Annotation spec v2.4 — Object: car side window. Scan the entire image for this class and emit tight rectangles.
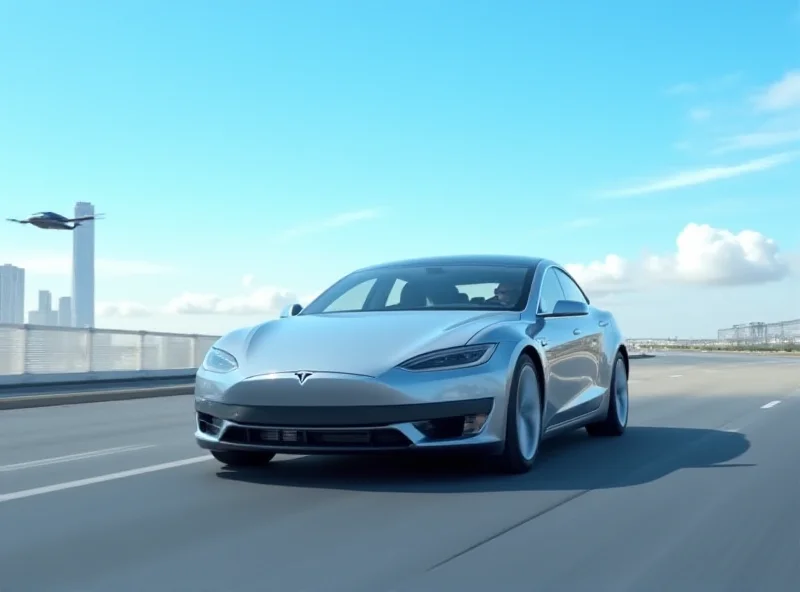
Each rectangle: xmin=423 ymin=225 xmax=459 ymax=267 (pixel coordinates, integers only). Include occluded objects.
xmin=554 ymin=269 xmax=588 ymax=304
xmin=384 ymin=279 xmax=407 ymax=307
xmin=537 ymin=268 xmax=566 ymax=314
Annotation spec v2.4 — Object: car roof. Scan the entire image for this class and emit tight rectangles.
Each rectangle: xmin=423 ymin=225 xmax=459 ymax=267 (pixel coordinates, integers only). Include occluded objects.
xmin=355 ymin=254 xmax=549 ymax=273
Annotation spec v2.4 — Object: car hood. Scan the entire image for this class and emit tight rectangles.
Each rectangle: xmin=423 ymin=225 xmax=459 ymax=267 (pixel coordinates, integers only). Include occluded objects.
xmin=217 ymin=310 xmax=520 ymax=378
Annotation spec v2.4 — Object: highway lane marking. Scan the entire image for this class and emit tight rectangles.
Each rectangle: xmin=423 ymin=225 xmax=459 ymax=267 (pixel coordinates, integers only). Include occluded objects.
xmin=0 ymin=444 xmax=155 ymax=473
xmin=669 ymin=374 xmax=683 ymax=378
xmin=0 ymin=455 xmax=213 ymax=504
xmin=761 ymin=400 xmax=782 ymax=409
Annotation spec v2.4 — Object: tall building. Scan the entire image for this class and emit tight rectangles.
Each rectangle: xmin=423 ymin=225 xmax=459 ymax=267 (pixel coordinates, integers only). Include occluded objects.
xmin=58 ymin=296 xmax=72 ymax=327
xmin=0 ymin=264 xmax=25 ymax=324
xmin=28 ymin=289 xmax=58 ymax=325
xmin=71 ymin=201 xmax=96 ymax=328
xmin=39 ymin=289 xmax=52 ymax=313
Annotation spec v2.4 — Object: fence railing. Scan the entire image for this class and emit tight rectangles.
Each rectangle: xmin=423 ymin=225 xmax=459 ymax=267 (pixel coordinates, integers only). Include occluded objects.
xmin=717 ymin=319 xmax=800 ymax=345
xmin=0 ymin=323 xmax=221 ymax=377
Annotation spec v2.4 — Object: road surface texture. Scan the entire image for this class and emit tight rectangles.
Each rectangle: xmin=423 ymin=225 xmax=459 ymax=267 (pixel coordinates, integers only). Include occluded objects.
xmin=1 ymin=352 xmax=799 ymax=592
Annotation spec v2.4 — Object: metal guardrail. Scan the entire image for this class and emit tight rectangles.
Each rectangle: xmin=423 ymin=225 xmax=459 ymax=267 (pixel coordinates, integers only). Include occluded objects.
xmin=0 ymin=324 xmax=221 ymax=386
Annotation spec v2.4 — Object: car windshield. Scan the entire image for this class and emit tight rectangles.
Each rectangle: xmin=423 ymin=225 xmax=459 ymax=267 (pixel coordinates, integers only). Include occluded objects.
xmin=301 ymin=264 xmax=534 ymax=314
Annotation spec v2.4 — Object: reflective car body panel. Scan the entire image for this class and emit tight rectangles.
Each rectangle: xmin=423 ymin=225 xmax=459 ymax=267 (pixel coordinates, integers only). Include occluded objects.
xmin=194 ymin=255 xmax=627 ymax=456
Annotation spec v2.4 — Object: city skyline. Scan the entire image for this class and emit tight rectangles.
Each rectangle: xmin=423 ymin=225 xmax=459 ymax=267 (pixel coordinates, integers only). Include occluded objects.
xmin=27 ymin=289 xmax=72 ymax=327
xmin=0 ymin=201 xmax=95 ymax=329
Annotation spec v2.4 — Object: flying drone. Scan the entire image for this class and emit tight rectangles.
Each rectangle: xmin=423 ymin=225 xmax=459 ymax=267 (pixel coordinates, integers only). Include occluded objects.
xmin=6 ymin=211 xmax=104 ymax=231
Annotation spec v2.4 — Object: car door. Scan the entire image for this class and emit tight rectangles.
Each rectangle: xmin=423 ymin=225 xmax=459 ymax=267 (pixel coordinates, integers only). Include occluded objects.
xmin=535 ymin=267 xmax=585 ymax=428
xmin=553 ymin=268 xmax=603 ymax=413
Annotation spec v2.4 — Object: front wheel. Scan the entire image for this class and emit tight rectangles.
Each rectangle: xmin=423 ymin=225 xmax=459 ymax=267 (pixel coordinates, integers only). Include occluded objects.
xmin=586 ymin=352 xmax=628 ymax=437
xmin=211 ymin=450 xmax=276 ymax=467
xmin=494 ymin=354 xmax=543 ymax=474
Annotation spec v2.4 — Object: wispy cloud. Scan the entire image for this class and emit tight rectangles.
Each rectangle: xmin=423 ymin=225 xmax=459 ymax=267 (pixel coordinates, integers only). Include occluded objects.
xmin=274 ymin=208 xmax=383 ymax=242
xmin=3 ymin=253 xmax=171 ymax=276
xmin=598 ymin=152 xmax=797 ymax=199
xmin=753 ymin=71 xmax=800 ymax=112
xmin=565 ymin=217 xmax=601 ymax=229
xmin=666 ymin=82 xmax=697 ymax=96
xmin=714 ymin=128 xmax=800 ymax=154
xmin=665 ymin=73 xmax=743 ymax=97
xmin=689 ymin=107 xmax=711 ymax=122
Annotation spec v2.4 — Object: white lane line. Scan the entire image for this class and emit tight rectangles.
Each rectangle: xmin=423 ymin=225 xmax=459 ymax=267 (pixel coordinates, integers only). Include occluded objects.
xmin=0 ymin=444 xmax=155 ymax=473
xmin=669 ymin=374 xmax=683 ymax=378
xmin=761 ymin=400 xmax=782 ymax=409
xmin=0 ymin=455 xmax=213 ymax=504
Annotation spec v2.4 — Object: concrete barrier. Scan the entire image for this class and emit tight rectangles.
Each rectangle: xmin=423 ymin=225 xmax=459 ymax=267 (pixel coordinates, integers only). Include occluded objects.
xmin=0 ymin=368 xmax=198 ymax=387
xmin=0 ymin=376 xmax=196 ymax=410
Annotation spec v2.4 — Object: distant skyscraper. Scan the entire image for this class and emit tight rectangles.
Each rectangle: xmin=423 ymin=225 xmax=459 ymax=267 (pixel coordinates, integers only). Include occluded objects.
xmin=0 ymin=264 xmax=25 ymax=324
xmin=58 ymin=296 xmax=72 ymax=327
xmin=38 ymin=290 xmax=52 ymax=313
xmin=72 ymin=201 xmax=96 ymax=328
xmin=28 ymin=289 xmax=58 ymax=325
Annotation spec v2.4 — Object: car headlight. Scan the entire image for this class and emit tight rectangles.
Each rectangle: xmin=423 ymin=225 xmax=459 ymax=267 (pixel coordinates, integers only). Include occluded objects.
xmin=202 ymin=347 xmax=238 ymax=373
xmin=398 ymin=344 xmax=497 ymax=372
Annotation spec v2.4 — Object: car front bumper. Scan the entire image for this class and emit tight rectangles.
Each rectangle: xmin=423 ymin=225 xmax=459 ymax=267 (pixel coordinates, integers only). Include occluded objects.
xmin=194 ymin=342 xmax=516 ymax=455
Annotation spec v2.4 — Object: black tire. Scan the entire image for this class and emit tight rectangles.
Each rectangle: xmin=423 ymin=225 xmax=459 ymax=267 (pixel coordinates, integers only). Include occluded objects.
xmin=211 ymin=450 xmax=276 ymax=467
xmin=494 ymin=354 xmax=543 ymax=475
xmin=586 ymin=351 xmax=628 ymax=437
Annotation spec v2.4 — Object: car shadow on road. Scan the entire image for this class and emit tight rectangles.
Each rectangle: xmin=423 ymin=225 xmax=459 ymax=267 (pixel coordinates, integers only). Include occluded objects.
xmin=214 ymin=425 xmax=752 ymax=494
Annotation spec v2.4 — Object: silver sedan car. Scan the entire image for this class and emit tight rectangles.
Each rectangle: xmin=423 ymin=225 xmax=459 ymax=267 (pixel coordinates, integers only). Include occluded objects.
xmin=194 ymin=255 xmax=630 ymax=474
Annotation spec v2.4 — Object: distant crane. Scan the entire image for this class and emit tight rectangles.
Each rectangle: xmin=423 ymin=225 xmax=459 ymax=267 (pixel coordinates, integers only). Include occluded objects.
xmin=6 ymin=211 xmax=104 ymax=231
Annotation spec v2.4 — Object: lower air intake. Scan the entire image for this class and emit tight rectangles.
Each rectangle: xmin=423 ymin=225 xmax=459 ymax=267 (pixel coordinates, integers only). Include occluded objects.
xmin=221 ymin=426 xmax=412 ymax=449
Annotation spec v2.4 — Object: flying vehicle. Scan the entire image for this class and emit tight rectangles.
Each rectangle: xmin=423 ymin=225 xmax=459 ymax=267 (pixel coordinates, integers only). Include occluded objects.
xmin=194 ymin=254 xmax=630 ymax=474
xmin=6 ymin=211 xmax=104 ymax=230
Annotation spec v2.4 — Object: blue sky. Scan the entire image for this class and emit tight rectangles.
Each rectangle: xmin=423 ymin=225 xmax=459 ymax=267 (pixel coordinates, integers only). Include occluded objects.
xmin=1 ymin=0 xmax=798 ymax=338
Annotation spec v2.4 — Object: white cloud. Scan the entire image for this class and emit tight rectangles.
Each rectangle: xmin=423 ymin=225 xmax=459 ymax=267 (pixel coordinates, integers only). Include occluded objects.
xmin=273 ymin=209 xmax=382 ymax=242
xmin=97 ymin=301 xmax=152 ymax=318
xmin=645 ymin=223 xmax=789 ymax=286
xmin=2 ymin=253 xmax=170 ymax=277
xmin=165 ymin=286 xmax=300 ymax=316
xmin=565 ymin=255 xmax=632 ymax=298
xmin=152 ymin=223 xmax=789 ymax=321
xmin=753 ymin=71 xmax=800 ymax=112
xmin=241 ymin=274 xmax=255 ymax=288
xmin=689 ymin=107 xmax=711 ymax=122
xmin=599 ymin=152 xmax=797 ymax=198
xmin=567 ymin=223 xmax=789 ymax=297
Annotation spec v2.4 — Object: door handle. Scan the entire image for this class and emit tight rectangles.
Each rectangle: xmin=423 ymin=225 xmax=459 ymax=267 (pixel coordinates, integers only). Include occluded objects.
xmin=573 ymin=328 xmax=582 ymax=336
xmin=598 ymin=320 xmax=609 ymax=327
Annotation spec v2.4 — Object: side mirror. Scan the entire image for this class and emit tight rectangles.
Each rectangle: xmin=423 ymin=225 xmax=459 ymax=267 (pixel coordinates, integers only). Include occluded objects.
xmin=543 ymin=300 xmax=589 ymax=318
xmin=280 ymin=303 xmax=303 ymax=318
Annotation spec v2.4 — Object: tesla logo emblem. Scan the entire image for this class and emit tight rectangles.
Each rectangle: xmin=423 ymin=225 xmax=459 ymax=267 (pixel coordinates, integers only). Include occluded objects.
xmin=295 ymin=372 xmax=313 ymax=385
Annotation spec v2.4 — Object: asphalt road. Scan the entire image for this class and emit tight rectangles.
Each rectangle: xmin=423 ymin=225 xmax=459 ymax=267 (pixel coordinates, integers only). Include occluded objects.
xmin=1 ymin=352 xmax=799 ymax=592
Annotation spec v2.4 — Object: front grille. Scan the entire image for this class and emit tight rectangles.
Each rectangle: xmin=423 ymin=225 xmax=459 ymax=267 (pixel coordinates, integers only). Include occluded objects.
xmin=220 ymin=426 xmax=412 ymax=449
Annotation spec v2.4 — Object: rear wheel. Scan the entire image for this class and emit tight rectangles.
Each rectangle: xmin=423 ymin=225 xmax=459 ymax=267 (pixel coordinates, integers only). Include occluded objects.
xmin=586 ymin=351 xmax=628 ymax=437
xmin=494 ymin=354 xmax=543 ymax=474
xmin=211 ymin=450 xmax=276 ymax=467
